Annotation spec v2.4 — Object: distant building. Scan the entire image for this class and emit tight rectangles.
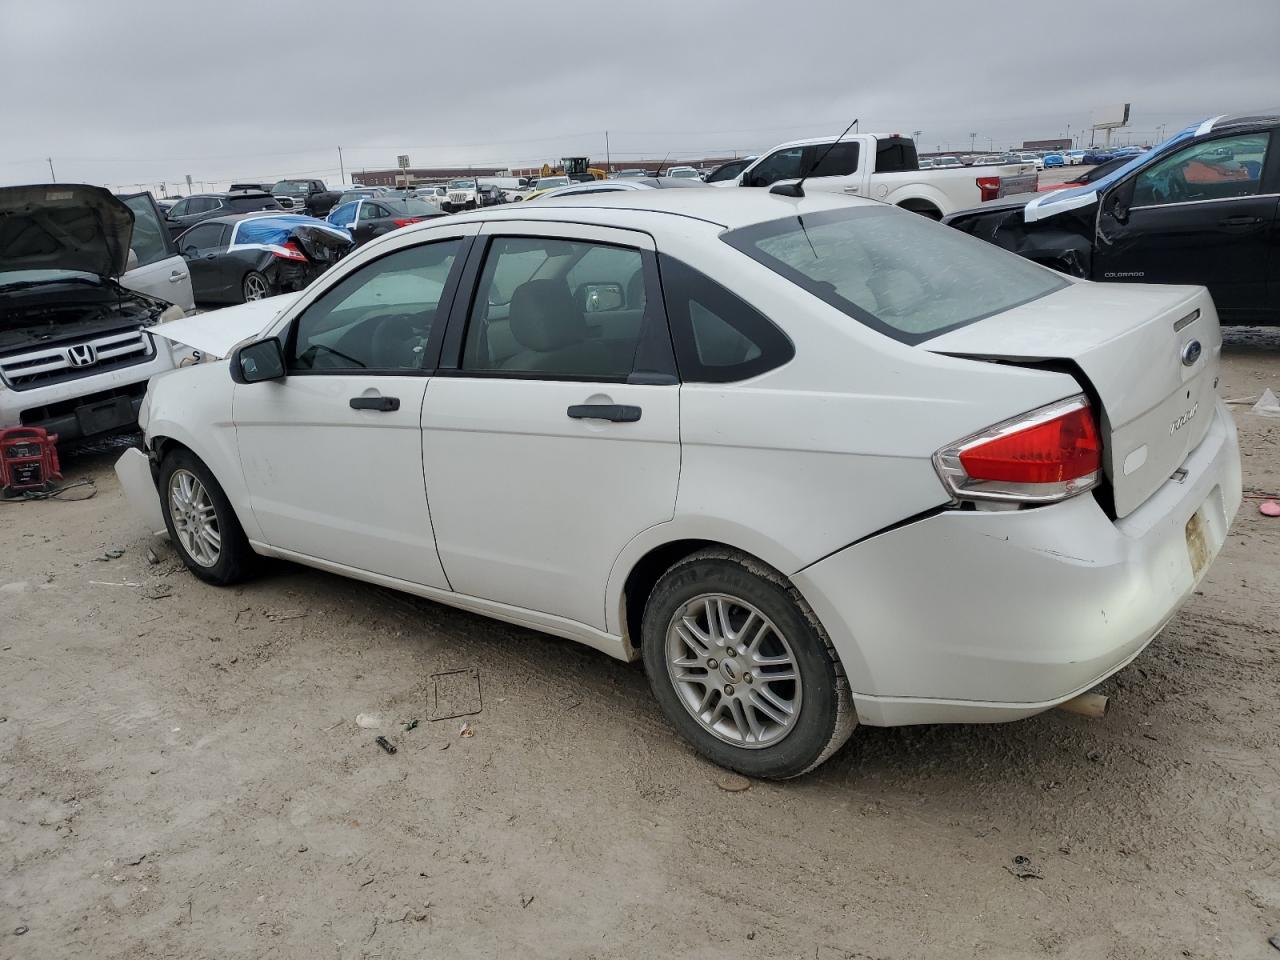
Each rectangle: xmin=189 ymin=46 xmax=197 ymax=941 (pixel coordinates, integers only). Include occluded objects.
xmin=1022 ymin=138 xmax=1073 ymax=151
xmin=354 ymin=167 xmax=508 ymax=186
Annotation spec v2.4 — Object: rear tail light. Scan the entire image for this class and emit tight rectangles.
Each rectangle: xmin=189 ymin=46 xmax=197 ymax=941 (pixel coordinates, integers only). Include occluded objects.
xmin=976 ymin=176 xmax=1001 ymax=202
xmin=933 ymin=396 xmax=1101 ymax=505
xmin=392 ymin=217 xmax=423 ymax=228
xmin=273 ymin=240 xmax=307 ymax=262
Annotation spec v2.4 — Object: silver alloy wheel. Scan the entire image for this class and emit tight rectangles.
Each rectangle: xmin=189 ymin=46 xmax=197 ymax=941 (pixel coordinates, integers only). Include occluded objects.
xmin=243 ymin=273 xmax=268 ymax=301
xmin=665 ymin=593 xmax=802 ymax=749
xmin=168 ymin=469 xmax=221 ymax=568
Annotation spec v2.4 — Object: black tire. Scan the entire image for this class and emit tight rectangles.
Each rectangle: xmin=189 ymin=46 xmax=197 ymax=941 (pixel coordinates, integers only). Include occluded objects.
xmin=158 ymin=447 xmax=256 ymax=586
xmin=640 ymin=548 xmax=855 ymax=779
xmin=242 ymin=271 xmax=270 ymax=303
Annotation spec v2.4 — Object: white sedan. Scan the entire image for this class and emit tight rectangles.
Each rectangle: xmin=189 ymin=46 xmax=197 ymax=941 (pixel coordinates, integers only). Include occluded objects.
xmin=118 ymin=189 xmax=1240 ymax=779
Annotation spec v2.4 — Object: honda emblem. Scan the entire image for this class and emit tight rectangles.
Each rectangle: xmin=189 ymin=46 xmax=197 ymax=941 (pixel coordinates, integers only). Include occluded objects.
xmin=66 ymin=343 xmax=98 ymax=367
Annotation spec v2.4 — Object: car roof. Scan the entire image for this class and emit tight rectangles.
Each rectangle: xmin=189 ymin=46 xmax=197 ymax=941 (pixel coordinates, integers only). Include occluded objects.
xmin=1208 ymin=108 xmax=1280 ymax=133
xmin=431 ymin=187 xmax=873 ymax=232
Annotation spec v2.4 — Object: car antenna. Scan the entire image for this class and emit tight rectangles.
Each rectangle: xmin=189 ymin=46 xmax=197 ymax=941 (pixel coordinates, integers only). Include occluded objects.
xmin=771 ymin=118 xmax=859 ymax=198
xmin=652 ymin=152 xmax=672 ymax=178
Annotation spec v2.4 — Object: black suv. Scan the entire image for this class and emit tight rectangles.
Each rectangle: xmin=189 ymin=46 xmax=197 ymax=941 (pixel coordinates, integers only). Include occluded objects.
xmin=945 ymin=109 xmax=1280 ymax=325
xmin=164 ymin=190 xmax=282 ymax=239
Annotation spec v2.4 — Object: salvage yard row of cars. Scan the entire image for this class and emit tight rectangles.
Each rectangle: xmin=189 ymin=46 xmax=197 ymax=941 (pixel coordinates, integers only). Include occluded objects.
xmin=3 ymin=110 xmax=1273 ymax=775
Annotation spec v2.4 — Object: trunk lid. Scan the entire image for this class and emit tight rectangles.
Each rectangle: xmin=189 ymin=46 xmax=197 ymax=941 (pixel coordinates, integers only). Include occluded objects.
xmin=0 ymin=184 xmax=134 ymax=280
xmin=925 ymin=281 xmax=1220 ymax=518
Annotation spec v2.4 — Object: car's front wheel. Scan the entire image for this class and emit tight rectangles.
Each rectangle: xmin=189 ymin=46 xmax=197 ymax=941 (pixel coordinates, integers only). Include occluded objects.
xmin=159 ymin=448 xmax=256 ymax=585
xmin=641 ymin=549 xmax=855 ymax=779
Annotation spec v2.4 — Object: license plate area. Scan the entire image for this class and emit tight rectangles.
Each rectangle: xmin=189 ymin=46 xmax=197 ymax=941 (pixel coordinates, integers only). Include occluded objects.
xmin=76 ymin=396 xmax=135 ymax=436
xmin=1185 ymin=510 xmax=1211 ymax=579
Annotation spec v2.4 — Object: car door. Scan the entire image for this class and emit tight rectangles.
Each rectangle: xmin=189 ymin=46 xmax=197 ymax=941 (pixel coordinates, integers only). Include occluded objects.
xmin=232 ymin=228 xmax=476 ymax=585
xmin=176 ymin=223 xmax=229 ymax=304
xmin=1095 ymin=130 xmax=1278 ymax=322
xmin=422 ymin=222 xmax=681 ymax=630
xmin=116 ymin=192 xmax=196 ymax=313
xmin=355 ymin=201 xmax=386 ymax=245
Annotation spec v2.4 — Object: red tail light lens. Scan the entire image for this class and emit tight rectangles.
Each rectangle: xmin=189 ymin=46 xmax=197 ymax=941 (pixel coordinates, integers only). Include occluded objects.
xmin=393 ymin=217 xmax=423 ymax=228
xmin=934 ymin=396 xmax=1101 ymax=504
xmin=273 ymin=240 xmax=307 ymax=262
xmin=976 ymin=176 xmax=1001 ymax=202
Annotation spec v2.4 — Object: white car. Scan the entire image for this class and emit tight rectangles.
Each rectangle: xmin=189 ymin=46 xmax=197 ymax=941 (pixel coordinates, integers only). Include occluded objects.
xmin=664 ymin=166 xmax=702 ymax=179
xmin=117 ymin=189 xmax=1240 ymax=779
xmin=1065 ymin=150 xmax=1087 ymax=165
xmin=714 ymin=133 xmax=1038 ymax=219
xmin=1016 ymin=152 xmax=1047 ymax=171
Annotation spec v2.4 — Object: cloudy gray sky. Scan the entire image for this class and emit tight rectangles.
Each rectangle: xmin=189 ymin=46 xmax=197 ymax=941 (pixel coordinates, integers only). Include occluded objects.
xmin=2 ymin=0 xmax=1278 ymax=192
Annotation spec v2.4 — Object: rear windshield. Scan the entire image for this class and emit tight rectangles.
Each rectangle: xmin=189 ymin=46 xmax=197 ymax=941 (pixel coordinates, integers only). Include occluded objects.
xmin=723 ymin=206 xmax=1067 ymax=345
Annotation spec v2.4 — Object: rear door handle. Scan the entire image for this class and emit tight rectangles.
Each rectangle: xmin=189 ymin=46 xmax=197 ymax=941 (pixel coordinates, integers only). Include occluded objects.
xmin=567 ymin=403 xmax=641 ymax=423
xmin=1219 ymin=215 xmax=1264 ymax=226
xmin=350 ymin=395 xmax=400 ymax=412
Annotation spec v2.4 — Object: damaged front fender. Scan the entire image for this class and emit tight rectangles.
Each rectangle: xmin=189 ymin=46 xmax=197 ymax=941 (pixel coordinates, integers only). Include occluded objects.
xmin=945 ymin=201 xmax=1095 ymax=277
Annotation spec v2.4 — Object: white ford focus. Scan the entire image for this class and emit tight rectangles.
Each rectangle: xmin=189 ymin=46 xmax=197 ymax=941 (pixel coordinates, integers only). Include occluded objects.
xmin=118 ymin=189 xmax=1241 ymax=778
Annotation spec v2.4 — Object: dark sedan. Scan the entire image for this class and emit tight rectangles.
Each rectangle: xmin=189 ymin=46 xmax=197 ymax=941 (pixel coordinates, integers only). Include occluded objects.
xmin=325 ymin=196 xmax=444 ymax=247
xmin=945 ymin=110 xmax=1280 ymax=325
xmin=164 ymin=190 xmax=282 ymax=239
xmin=175 ymin=214 xmax=353 ymax=305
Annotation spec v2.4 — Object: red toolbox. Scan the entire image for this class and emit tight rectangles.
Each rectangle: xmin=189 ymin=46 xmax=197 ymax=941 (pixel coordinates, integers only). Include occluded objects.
xmin=0 ymin=426 xmax=62 ymax=496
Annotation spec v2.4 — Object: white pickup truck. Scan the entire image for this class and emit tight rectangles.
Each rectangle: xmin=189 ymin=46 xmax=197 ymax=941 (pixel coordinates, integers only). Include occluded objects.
xmin=713 ymin=134 xmax=1038 ymax=219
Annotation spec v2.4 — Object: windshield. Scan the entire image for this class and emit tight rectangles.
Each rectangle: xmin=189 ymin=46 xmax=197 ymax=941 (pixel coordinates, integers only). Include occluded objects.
xmin=723 ymin=206 xmax=1066 ymax=346
xmin=274 ymin=181 xmax=309 ymax=195
xmin=339 ymin=192 xmax=373 ymax=204
xmin=390 ymin=199 xmax=440 ymax=216
xmin=448 ymin=180 xmax=475 ymax=189
xmin=670 ymin=169 xmax=700 ymax=178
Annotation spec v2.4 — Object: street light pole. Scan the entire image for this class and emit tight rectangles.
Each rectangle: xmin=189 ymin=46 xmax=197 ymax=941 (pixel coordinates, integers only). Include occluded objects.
xmin=338 ymin=146 xmax=345 ymax=185
xmin=47 ymin=157 xmax=56 ymax=182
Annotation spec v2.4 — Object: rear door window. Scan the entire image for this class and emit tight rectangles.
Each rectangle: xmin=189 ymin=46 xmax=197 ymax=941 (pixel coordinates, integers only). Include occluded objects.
xmin=724 ymin=206 xmax=1067 ymax=345
xmin=806 ymin=142 xmax=860 ymax=177
xmin=180 ymin=223 xmax=226 ymax=253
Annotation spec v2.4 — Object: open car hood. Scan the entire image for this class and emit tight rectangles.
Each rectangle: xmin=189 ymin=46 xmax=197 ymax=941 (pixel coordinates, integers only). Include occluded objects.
xmin=149 ymin=292 xmax=301 ymax=358
xmin=0 ymin=184 xmax=134 ymax=280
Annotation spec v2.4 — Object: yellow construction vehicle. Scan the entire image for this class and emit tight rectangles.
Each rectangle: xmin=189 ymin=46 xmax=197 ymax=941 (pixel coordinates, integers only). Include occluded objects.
xmin=560 ymin=157 xmax=606 ymax=182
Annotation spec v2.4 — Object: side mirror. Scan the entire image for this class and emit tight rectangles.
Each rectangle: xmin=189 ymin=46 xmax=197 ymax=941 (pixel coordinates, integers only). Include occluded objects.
xmin=582 ymin=282 xmax=625 ymax=313
xmin=230 ymin=338 xmax=286 ymax=384
xmin=126 ymin=249 xmax=139 ymax=273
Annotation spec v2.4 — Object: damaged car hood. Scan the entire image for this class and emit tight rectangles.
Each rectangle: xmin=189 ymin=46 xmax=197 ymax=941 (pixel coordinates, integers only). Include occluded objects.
xmin=0 ymin=184 xmax=134 ymax=281
xmin=150 ymin=292 xmax=301 ymax=358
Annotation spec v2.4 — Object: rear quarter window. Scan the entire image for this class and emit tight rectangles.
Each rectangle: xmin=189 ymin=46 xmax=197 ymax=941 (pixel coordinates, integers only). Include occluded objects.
xmin=658 ymin=255 xmax=794 ymax=382
xmin=723 ymin=206 xmax=1067 ymax=345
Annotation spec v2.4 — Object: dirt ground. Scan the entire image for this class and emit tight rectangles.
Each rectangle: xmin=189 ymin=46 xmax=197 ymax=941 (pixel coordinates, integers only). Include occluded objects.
xmin=2 ymin=330 xmax=1278 ymax=960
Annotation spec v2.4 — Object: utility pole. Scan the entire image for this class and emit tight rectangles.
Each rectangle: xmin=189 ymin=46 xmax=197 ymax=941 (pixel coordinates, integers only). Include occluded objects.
xmin=47 ymin=157 xmax=56 ymax=182
xmin=912 ymin=129 xmax=922 ymax=144
xmin=969 ymin=132 xmax=976 ymax=153
xmin=338 ymin=146 xmax=345 ymax=185
xmin=604 ymin=130 xmax=611 ymax=174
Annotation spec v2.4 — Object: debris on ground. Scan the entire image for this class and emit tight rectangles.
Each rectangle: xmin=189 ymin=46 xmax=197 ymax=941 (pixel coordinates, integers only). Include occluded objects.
xmin=14 ymin=925 xmax=29 ymax=936
xmin=375 ymin=736 xmax=397 ymax=755
xmin=1268 ymin=932 xmax=1280 ymax=951
xmin=265 ymin=610 xmax=308 ymax=622
xmin=1086 ymin=749 xmax=1103 ymax=762
xmin=403 ymin=718 xmax=419 ymax=732
xmin=145 ymin=548 xmax=159 ymax=565
xmin=142 ymin=584 xmax=172 ymax=600
xmin=459 ymin=722 xmax=474 ymax=738
xmin=1260 ymin=501 xmax=1280 ymax=518
xmin=521 ymin=894 xmax=535 ymax=909
xmin=355 ymin=713 xmax=382 ymax=729
xmin=94 ymin=547 xmax=125 ymax=561
xmin=716 ymin=773 xmax=752 ymax=792
xmin=123 ymin=853 xmax=147 ymax=866
xmin=1006 ymin=855 xmax=1043 ymax=879
xmin=1252 ymin=388 xmax=1280 ymax=418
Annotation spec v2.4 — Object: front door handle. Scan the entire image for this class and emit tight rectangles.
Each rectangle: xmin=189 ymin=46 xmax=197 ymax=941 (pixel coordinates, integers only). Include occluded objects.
xmin=168 ymin=270 xmax=184 ymax=282
xmin=1219 ymin=215 xmax=1264 ymax=227
xmin=350 ymin=395 xmax=400 ymax=412
xmin=567 ymin=403 xmax=641 ymax=423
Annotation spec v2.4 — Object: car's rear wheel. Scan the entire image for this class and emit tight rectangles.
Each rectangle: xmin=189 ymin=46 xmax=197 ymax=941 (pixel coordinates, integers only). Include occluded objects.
xmin=641 ymin=549 xmax=855 ymax=779
xmin=242 ymin=271 xmax=270 ymax=302
xmin=159 ymin=448 xmax=255 ymax=585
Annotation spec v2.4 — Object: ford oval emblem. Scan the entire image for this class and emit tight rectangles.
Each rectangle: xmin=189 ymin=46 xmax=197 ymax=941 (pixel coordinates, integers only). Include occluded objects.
xmin=1181 ymin=340 xmax=1202 ymax=367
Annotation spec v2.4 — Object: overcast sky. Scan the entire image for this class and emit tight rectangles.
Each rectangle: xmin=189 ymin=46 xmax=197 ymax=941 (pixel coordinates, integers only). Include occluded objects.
xmin=2 ymin=0 xmax=1278 ymax=193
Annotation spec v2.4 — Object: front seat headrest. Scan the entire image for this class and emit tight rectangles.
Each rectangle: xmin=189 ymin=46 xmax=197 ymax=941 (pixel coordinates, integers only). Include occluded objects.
xmin=508 ymin=279 xmax=584 ymax=352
